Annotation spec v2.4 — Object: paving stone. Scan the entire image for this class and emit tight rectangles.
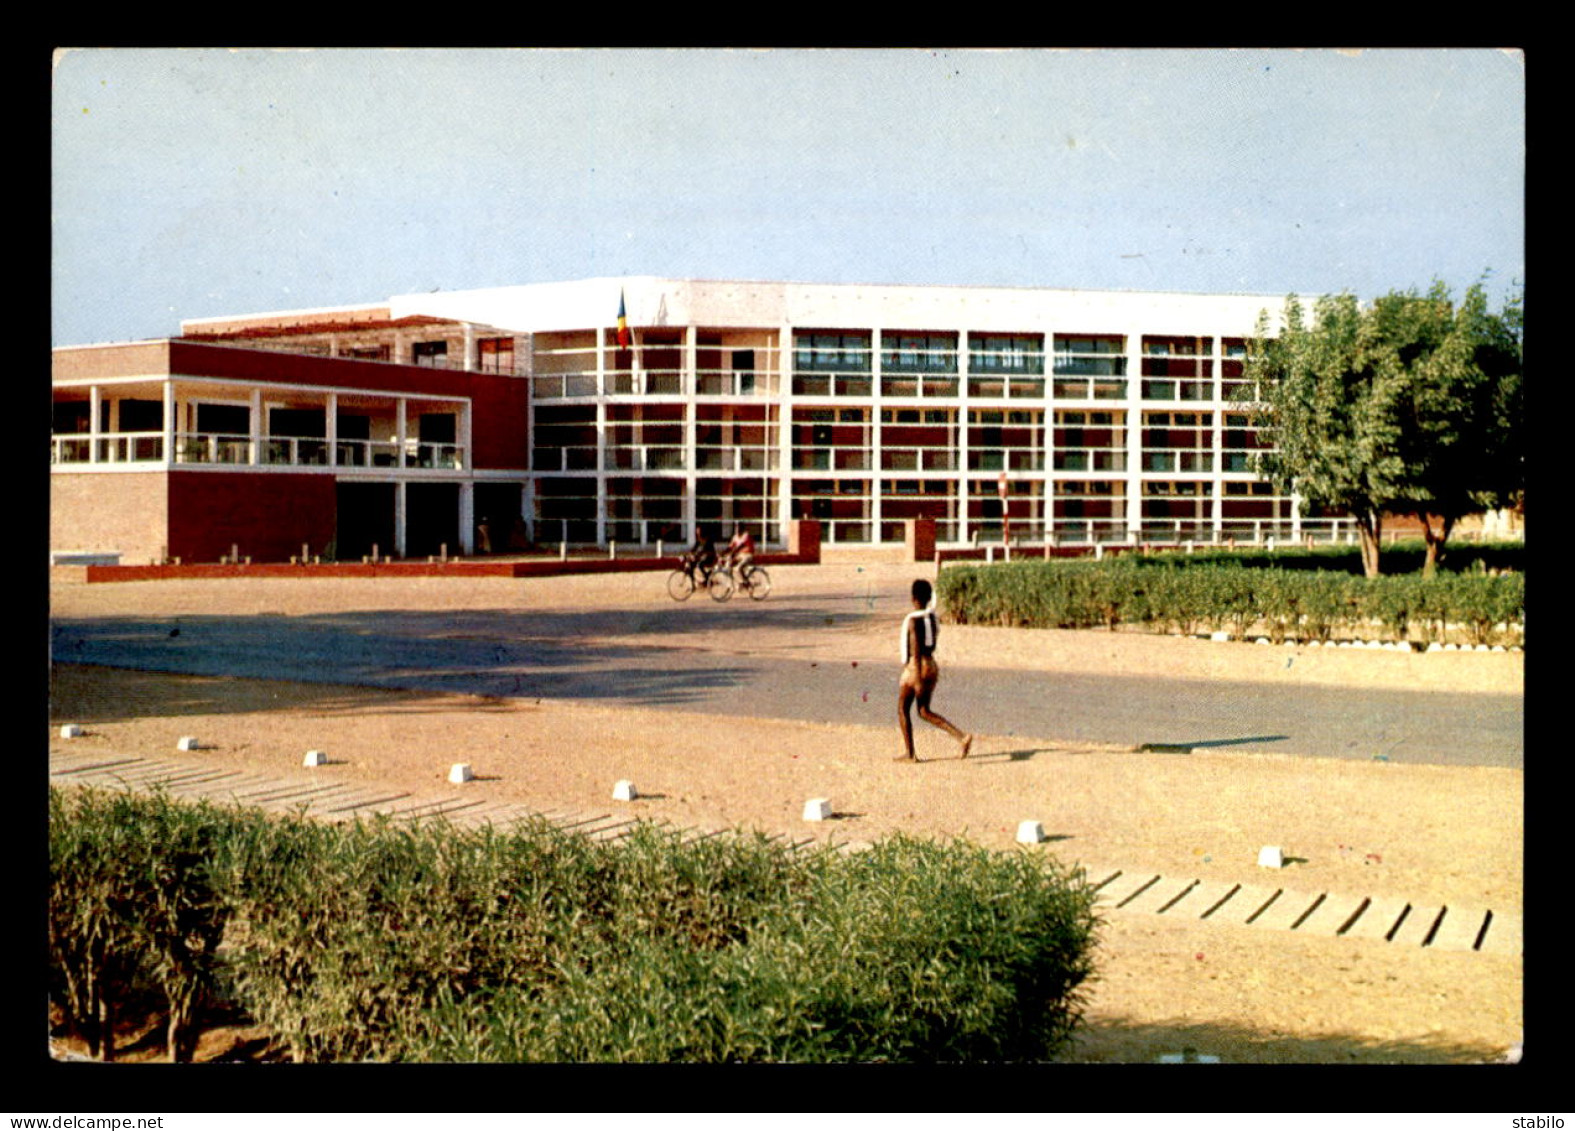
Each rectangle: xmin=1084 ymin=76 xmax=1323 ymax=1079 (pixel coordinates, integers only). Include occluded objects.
xmin=1477 ymin=909 xmax=1523 ymax=956
xmin=1093 ymin=871 xmax=1162 ymax=908
xmin=1205 ymin=883 xmax=1284 ymax=926
xmin=1118 ymin=876 xmax=1199 ymax=915
xmin=1389 ymin=903 xmax=1446 ymax=947
xmin=1293 ymin=892 xmax=1371 ymax=936
xmin=1158 ymin=880 xmax=1244 ymax=920
xmin=1251 ymin=888 xmax=1324 ymax=931
xmin=1428 ymin=905 xmax=1492 ymax=951
xmin=1342 ymin=896 xmax=1415 ymax=941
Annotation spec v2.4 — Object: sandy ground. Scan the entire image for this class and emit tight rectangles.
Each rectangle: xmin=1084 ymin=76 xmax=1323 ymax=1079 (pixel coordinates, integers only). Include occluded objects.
xmin=46 ymin=563 xmax=1525 ymax=1065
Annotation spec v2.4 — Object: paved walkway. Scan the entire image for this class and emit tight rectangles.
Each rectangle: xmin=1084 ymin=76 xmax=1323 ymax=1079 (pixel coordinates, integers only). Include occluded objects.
xmin=48 ymin=743 xmax=1520 ymax=958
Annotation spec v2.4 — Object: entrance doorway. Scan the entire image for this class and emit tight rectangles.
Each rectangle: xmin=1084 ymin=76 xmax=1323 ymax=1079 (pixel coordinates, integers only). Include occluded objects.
xmin=406 ymin=483 xmax=460 ymax=558
xmin=335 ymin=482 xmax=394 ymax=561
xmin=474 ymin=482 xmax=526 ymax=552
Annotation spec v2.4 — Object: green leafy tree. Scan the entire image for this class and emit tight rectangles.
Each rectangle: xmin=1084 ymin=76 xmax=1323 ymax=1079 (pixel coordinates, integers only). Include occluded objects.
xmin=1240 ymin=293 xmax=1400 ymax=577
xmin=1240 ymin=284 xmax=1523 ymax=577
xmin=1380 ymin=283 xmax=1523 ymax=575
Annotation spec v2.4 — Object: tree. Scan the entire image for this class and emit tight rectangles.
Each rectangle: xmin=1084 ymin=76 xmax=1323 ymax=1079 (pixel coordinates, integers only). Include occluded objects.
xmin=1240 ymin=284 xmax=1523 ymax=577
xmin=1382 ymin=283 xmax=1523 ymax=575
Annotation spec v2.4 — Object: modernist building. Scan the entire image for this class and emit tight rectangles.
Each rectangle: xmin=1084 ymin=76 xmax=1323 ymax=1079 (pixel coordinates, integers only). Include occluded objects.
xmin=52 ymin=276 xmax=1343 ymax=564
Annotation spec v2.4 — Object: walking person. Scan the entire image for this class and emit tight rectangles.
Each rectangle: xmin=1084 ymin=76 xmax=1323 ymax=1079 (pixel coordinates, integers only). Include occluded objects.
xmin=896 ymin=578 xmax=973 ymax=762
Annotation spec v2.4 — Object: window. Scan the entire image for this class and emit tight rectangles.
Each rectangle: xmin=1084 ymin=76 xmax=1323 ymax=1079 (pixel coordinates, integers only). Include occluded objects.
xmin=795 ymin=332 xmax=871 ymax=372
xmin=1053 ymin=335 xmax=1126 ymax=376
xmin=478 ymin=337 xmax=515 ymax=374
xmin=969 ymin=334 xmax=1044 ymax=374
xmin=412 ymin=341 xmax=449 ymax=366
xmin=881 ymin=332 xmax=957 ymax=374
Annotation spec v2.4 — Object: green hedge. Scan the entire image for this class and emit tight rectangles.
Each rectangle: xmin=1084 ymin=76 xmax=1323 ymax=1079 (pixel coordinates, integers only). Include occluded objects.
xmin=938 ymin=556 xmax=1525 ymax=648
xmin=49 ymin=788 xmax=1100 ymax=1064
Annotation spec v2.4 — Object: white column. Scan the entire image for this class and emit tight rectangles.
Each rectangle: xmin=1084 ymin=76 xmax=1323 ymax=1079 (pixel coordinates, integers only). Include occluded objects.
xmin=594 ymin=327 xmax=608 ymax=546
xmin=685 ymin=325 xmax=697 ymax=397
xmin=394 ymin=480 xmax=407 ymax=557
xmin=596 ymin=326 xmax=607 ymax=396
xmin=1122 ymin=330 xmax=1143 ymax=541
xmin=459 ymin=481 xmax=475 ymax=554
xmin=162 ymin=381 xmax=175 ymax=467
xmin=777 ymin=325 xmax=793 ymax=541
xmin=326 ymin=392 xmax=338 ymax=467
xmin=250 ymin=388 xmax=263 ymax=465
xmin=89 ymin=386 xmax=101 ymax=463
xmin=396 ymin=399 xmax=407 ymax=468
xmin=1212 ymin=357 xmax=1226 ymax=542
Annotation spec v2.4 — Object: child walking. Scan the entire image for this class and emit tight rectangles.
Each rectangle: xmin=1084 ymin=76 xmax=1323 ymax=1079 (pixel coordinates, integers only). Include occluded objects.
xmin=896 ymin=578 xmax=973 ymax=762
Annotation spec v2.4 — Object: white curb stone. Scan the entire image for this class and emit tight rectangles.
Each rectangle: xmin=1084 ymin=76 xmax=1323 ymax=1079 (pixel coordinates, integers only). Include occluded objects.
xmin=802 ymin=798 xmax=832 ymax=821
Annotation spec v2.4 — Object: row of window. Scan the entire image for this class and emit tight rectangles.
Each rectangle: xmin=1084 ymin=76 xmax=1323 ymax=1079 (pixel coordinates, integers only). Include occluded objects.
xmin=791 ymin=332 xmax=1247 ymax=376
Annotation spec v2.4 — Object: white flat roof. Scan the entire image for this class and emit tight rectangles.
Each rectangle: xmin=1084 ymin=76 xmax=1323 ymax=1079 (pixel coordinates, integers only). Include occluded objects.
xmin=386 ymin=276 xmax=1296 ymax=336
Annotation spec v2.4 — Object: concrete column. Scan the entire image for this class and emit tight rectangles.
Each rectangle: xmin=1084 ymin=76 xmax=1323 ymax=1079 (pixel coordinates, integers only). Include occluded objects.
xmin=1122 ymin=329 xmax=1142 ymax=541
xmin=596 ymin=325 xmax=607 ymax=396
xmin=870 ymin=402 xmax=882 ymax=542
xmin=396 ymin=399 xmax=407 ymax=468
xmin=685 ymin=325 xmax=697 ymax=398
xmin=250 ymin=388 xmax=262 ymax=465
xmin=326 ymin=392 xmax=338 ymax=468
xmin=778 ymin=324 xmax=793 ymax=541
xmin=162 ymin=381 xmax=175 ymax=468
xmin=89 ymin=386 xmax=101 ymax=463
xmin=459 ymin=481 xmax=475 ymax=554
xmin=394 ymin=480 xmax=407 ymax=557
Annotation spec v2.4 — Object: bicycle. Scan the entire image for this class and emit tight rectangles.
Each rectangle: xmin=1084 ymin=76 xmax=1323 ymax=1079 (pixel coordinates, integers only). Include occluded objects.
xmin=667 ymin=555 xmax=734 ymax=601
xmin=711 ymin=560 xmax=771 ymax=601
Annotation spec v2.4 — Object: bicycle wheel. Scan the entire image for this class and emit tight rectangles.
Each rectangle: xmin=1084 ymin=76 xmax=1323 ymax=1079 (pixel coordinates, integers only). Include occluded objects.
xmin=708 ymin=567 xmax=735 ymax=601
xmin=667 ymin=569 xmax=696 ymax=600
xmin=743 ymin=565 xmax=771 ymax=600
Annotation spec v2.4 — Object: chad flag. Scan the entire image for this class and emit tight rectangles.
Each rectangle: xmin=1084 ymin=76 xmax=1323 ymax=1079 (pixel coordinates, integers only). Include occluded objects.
xmin=616 ymin=290 xmax=631 ymax=349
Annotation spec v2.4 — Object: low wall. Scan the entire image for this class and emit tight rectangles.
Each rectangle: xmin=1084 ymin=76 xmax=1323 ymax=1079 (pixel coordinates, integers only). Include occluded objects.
xmin=80 ymin=520 xmax=825 ymax=583
xmin=80 ymin=551 xmax=815 ymax=585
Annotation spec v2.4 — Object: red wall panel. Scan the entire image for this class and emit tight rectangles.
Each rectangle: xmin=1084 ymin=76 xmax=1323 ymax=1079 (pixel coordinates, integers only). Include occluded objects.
xmin=167 ymin=472 xmax=337 ymax=563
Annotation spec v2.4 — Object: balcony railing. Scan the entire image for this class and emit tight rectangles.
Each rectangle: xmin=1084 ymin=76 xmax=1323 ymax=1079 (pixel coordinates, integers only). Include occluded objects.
xmin=52 ymin=430 xmax=465 ymax=470
xmin=880 ymin=448 xmax=957 ymax=472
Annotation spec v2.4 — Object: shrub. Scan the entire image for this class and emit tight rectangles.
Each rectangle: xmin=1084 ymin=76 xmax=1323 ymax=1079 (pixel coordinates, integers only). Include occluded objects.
xmin=938 ymin=556 xmax=1523 ymax=648
xmin=48 ymin=788 xmax=236 ymax=1062
xmin=51 ymin=789 xmax=1101 ymax=1064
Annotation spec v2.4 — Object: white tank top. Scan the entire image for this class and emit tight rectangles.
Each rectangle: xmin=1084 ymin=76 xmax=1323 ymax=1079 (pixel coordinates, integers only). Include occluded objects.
xmin=901 ymin=606 xmax=938 ymax=664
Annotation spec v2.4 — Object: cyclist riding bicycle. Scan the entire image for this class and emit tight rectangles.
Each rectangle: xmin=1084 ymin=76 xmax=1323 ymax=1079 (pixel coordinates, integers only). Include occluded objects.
xmin=724 ymin=525 xmax=756 ymax=575
xmin=683 ymin=528 xmax=719 ymax=579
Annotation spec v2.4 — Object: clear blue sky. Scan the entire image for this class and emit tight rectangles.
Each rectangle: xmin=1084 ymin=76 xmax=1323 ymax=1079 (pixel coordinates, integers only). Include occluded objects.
xmin=51 ymin=47 xmax=1524 ymax=346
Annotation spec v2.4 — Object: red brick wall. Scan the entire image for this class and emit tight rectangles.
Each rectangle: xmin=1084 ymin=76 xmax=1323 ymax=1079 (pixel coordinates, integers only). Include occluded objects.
xmin=167 ymin=472 xmax=337 ymax=563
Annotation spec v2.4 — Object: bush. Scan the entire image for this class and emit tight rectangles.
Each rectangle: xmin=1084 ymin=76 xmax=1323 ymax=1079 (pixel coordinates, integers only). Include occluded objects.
xmin=50 ymin=789 xmax=1101 ymax=1064
xmin=48 ymin=788 xmax=236 ymax=1062
xmin=937 ymin=555 xmax=1524 ymax=647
